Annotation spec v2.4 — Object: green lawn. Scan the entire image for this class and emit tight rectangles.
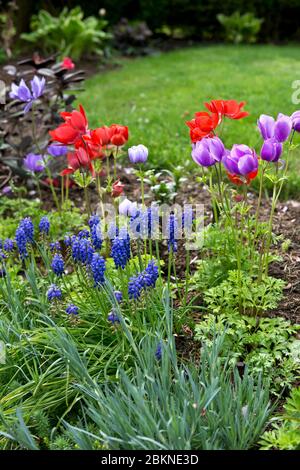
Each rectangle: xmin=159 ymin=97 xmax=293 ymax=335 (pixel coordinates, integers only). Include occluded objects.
xmin=79 ymin=44 xmax=300 ymax=197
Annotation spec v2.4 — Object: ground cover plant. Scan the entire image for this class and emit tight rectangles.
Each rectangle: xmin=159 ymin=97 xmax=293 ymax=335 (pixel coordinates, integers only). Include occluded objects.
xmin=0 ymin=47 xmax=300 ymax=451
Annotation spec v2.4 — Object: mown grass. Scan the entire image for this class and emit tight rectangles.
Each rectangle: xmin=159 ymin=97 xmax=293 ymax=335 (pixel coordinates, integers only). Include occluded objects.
xmin=79 ymin=44 xmax=300 ymax=198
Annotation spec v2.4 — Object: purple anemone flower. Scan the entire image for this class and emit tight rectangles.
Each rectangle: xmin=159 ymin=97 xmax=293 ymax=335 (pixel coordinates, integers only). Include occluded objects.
xmin=9 ymin=76 xmax=45 ymax=113
xmin=223 ymin=144 xmax=258 ymax=176
xmin=191 ymin=136 xmax=225 ymax=167
xmin=290 ymin=110 xmax=300 ymax=133
xmin=47 ymin=144 xmax=68 ymax=157
xmin=128 ymin=144 xmax=148 ymax=164
xmin=258 ymin=113 xmax=292 ymax=143
xmin=260 ymin=138 xmax=283 ymax=162
xmin=23 ymin=153 xmax=45 ymax=173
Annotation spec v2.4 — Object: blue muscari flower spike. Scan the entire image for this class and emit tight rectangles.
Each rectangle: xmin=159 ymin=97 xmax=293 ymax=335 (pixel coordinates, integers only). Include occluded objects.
xmin=167 ymin=213 xmax=178 ymax=253
xmin=15 ymin=226 xmax=28 ymax=258
xmin=111 ymin=227 xmax=131 ymax=269
xmin=47 ymin=284 xmax=62 ymax=302
xmin=155 ymin=341 xmax=162 ymax=360
xmin=0 ymin=250 xmax=7 ymax=260
xmin=51 ymin=253 xmax=64 ymax=276
xmin=66 ymin=304 xmax=79 ymax=315
xmin=49 ymin=241 xmax=61 ymax=253
xmin=71 ymin=237 xmax=94 ymax=264
xmin=114 ymin=290 xmax=123 ymax=303
xmin=19 ymin=217 xmax=34 ymax=243
xmin=88 ymin=214 xmax=100 ymax=229
xmin=64 ymin=234 xmax=73 ymax=247
xmin=39 ymin=216 xmax=50 ymax=235
xmin=107 ymin=309 xmax=120 ymax=324
xmin=91 ymin=223 xmax=102 ymax=250
xmin=78 ymin=229 xmax=90 ymax=239
xmin=90 ymin=252 xmax=106 ymax=287
xmin=3 ymin=238 xmax=14 ymax=252
xmin=128 ymin=260 xmax=159 ymax=300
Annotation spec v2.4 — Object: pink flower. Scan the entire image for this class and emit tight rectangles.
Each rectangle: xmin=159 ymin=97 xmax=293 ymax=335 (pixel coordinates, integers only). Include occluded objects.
xmin=62 ymin=57 xmax=75 ymax=70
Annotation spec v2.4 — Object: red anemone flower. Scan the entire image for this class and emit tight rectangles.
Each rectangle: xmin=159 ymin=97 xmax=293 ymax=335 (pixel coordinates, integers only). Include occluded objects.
xmin=62 ymin=57 xmax=75 ymax=70
xmin=227 ymin=169 xmax=258 ymax=186
xmin=109 ymin=124 xmax=129 ymax=146
xmin=186 ymin=111 xmax=219 ymax=143
xmin=205 ymin=99 xmax=249 ymax=120
xmin=81 ymin=130 xmax=106 ymax=160
xmin=61 ymin=147 xmax=94 ymax=176
xmin=111 ymin=180 xmax=125 ymax=197
xmin=49 ymin=105 xmax=88 ymax=145
xmin=93 ymin=126 xmax=113 ymax=146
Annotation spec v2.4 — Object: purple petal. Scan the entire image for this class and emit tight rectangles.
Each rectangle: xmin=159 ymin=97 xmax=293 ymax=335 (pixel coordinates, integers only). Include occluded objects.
xmin=237 ymin=153 xmax=258 ymax=175
xmin=23 ymin=101 xmax=33 ymax=113
xmin=47 ymin=144 xmax=68 ymax=157
xmin=257 ymin=114 xmax=275 ymax=140
xmin=17 ymin=79 xmax=32 ymax=102
xmin=31 ymin=75 xmax=45 ymax=99
xmin=274 ymin=114 xmax=292 ymax=142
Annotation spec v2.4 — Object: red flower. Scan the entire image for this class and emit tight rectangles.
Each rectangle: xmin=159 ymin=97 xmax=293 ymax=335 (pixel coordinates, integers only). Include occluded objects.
xmin=62 ymin=57 xmax=75 ymax=70
xmin=205 ymin=100 xmax=249 ymax=120
xmin=81 ymin=130 xmax=105 ymax=160
xmin=111 ymin=180 xmax=125 ymax=197
xmin=93 ymin=126 xmax=113 ymax=146
xmin=109 ymin=124 xmax=129 ymax=146
xmin=227 ymin=169 xmax=258 ymax=186
xmin=49 ymin=105 xmax=88 ymax=145
xmin=61 ymin=147 xmax=94 ymax=176
xmin=44 ymin=177 xmax=76 ymax=188
xmin=186 ymin=111 xmax=219 ymax=143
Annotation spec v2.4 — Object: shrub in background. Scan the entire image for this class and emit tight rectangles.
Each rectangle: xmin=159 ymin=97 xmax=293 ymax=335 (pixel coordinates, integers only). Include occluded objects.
xmin=21 ymin=7 xmax=110 ymax=60
xmin=217 ymin=11 xmax=263 ymax=44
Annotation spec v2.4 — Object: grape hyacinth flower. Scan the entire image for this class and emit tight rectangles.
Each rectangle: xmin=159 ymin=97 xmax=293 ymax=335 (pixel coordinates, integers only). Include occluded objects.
xmin=71 ymin=237 xmax=94 ymax=264
xmin=167 ymin=213 xmax=179 ymax=253
xmin=3 ymin=238 xmax=14 ymax=252
xmin=47 ymin=284 xmax=62 ymax=302
xmin=78 ymin=229 xmax=90 ymax=239
xmin=88 ymin=214 xmax=100 ymax=229
xmin=51 ymin=254 xmax=64 ymax=276
xmin=258 ymin=114 xmax=292 ymax=143
xmin=9 ymin=76 xmax=46 ymax=113
xmin=128 ymin=144 xmax=148 ymax=164
xmin=39 ymin=216 xmax=50 ymax=235
xmin=90 ymin=223 xmax=102 ymax=250
xmin=90 ymin=253 xmax=106 ymax=287
xmin=111 ymin=227 xmax=131 ymax=269
xmin=19 ymin=217 xmax=34 ymax=243
xmin=191 ymin=136 xmax=226 ymax=167
xmin=66 ymin=304 xmax=79 ymax=316
xmin=155 ymin=341 xmax=162 ymax=360
xmin=64 ymin=234 xmax=73 ymax=247
xmin=49 ymin=241 xmax=61 ymax=253
xmin=128 ymin=260 xmax=159 ymax=300
xmin=107 ymin=310 xmax=120 ymax=324
xmin=114 ymin=291 xmax=123 ymax=303
xmin=15 ymin=226 xmax=28 ymax=259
